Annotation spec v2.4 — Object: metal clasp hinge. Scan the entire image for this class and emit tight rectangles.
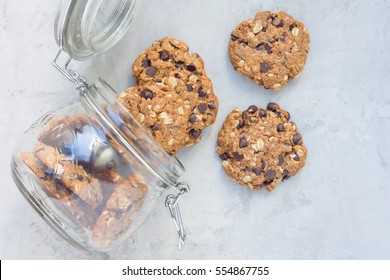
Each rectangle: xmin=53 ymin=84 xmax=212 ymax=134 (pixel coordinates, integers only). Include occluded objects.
xmin=165 ymin=182 xmax=190 ymax=250
xmin=52 ymin=49 xmax=88 ymax=91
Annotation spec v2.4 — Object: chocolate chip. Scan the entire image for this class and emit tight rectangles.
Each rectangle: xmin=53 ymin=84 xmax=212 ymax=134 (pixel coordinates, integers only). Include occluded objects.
xmin=62 ymin=147 xmax=72 ymax=156
xmin=175 ymin=61 xmax=184 ymax=68
xmin=282 ymin=170 xmax=290 ymax=180
xmin=169 ymin=41 xmax=179 ymax=49
xmin=276 ymin=36 xmax=285 ymax=42
xmin=189 ymin=114 xmax=197 ymax=123
xmin=242 ymin=110 xmax=248 ymax=120
xmin=187 ymin=64 xmax=197 ymax=72
xmin=194 ymin=71 xmax=203 ymax=76
xmin=151 ymin=124 xmax=159 ymax=131
xmin=277 ymin=123 xmax=285 ymax=132
xmin=289 ymin=23 xmax=297 ymax=30
xmin=146 ymin=67 xmax=156 ymax=77
xmin=278 ymin=155 xmax=284 ymax=165
xmin=186 ymin=84 xmax=194 ymax=92
xmin=267 ymin=102 xmax=277 ymax=112
xmin=140 ymin=89 xmax=154 ymax=99
xmin=261 ymin=159 xmax=266 ymax=170
xmin=175 ymin=73 xmax=180 ymax=79
xmin=240 ymin=41 xmax=249 ymax=46
xmin=262 ymin=25 xmax=268 ymax=32
xmin=190 ymin=129 xmax=202 ymax=138
xmin=106 ymin=162 xmax=114 ymax=170
xmin=44 ymin=168 xmax=54 ymax=179
xmin=115 ymin=212 xmax=124 ymax=220
xmin=272 ymin=18 xmax=283 ymax=27
xmin=208 ymin=102 xmax=216 ymax=110
xmin=220 ymin=153 xmax=229 ymax=160
xmin=159 ymin=51 xmax=170 ymax=61
xmin=286 ymin=112 xmax=291 ymax=121
xmin=155 ymin=78 xmax=162 ymax=83
xmin=245 ymin=166 xmax=252 ymax=173
xmin=53 ymin=178 xmax=67 ymax=193
xmin=198 ymin=87 xmax=208 ymax=97
xmin=141 ymin=59 xmax=151 ymax=68
xmin=260 ymin=62 xmax=270 ymax=73
xmin=292 ymin=134 xmax=302 ymax=145
xmin=259 ymin=109 xmax=267 ymax=118
xmin=247 ymin=105 xmax=258 ymax=113
xmin=231 ymin=34 xmax=238 ymax=41
xmin=239 ymin=138 xmax=248 ymax=148
xmin=256 ymin=43 xmax=265 ymax=51
xmin=198 ymin=103 xmax=208 ymax=113
xmin=233 ymin=152 xmax=244 ymax=161
xmin=256 ymin=43 xmax=272 ymax=54
xmin=294 ymin=154 xmax=300 ymax=161
xmin=253 ymin=167 xmax=263 ymax=176
xmin=269 ymin=37 xmax=277 ymax=43
xmin=237 ymin=120 xmax=245 ymax=129
xmin=262 ymin=180 xmax=273 ymax=187
xmin=265 ymin=169 xmax=276 ymax=180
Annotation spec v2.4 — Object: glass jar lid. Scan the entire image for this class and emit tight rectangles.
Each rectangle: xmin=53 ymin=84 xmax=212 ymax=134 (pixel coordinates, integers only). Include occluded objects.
xmin=55 ymin=0 xmax=141 ymax=60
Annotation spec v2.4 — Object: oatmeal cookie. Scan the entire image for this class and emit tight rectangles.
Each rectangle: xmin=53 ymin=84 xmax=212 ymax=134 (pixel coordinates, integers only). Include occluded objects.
xmin=229 ymin=11 xmax=310 ymax=90
xmin=216 ymin=103 xmax=307 ymax=191
xmin=21 ymin=152 xmax=99 ymax=230
xmin=92 ymin=174 xmax=147 ymax=247
xmin=35 ymin=142 xmax=103 ymax=209
xmin=92 ymin=200 xmax=143 ymax=248
xmin=132 ymin=37 xmax=219 ymax=147
xmin=118 ymin=84 xmax=192 ymax=155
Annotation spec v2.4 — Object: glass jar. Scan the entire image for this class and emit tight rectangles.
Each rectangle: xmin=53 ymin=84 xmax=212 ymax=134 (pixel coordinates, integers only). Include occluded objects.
xmin=11 ymin=0 xmax=189 ymax=252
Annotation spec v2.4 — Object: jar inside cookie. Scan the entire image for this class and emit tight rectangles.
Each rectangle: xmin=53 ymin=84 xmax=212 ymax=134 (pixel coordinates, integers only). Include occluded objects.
xmin=11 ymin=79 xmax=185 ymax=251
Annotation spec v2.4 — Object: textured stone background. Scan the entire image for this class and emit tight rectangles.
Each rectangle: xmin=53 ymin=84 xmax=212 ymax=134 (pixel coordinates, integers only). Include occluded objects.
xmin=0 ymin=0 xmax=389 ymax=259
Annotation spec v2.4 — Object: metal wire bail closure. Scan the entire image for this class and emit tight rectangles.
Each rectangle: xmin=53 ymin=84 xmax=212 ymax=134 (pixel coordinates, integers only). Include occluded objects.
xmin=53 ymin=49 xmax=88 ymax=91
xmin=165 ymin=182 xmax=190 ymax=250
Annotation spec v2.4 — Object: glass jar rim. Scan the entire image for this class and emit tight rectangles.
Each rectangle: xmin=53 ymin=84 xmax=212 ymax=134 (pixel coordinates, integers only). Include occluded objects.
xmin=55 ymin=0 xmax=141 ymax=60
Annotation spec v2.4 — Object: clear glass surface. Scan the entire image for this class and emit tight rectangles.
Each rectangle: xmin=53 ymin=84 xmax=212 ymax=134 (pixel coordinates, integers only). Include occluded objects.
xmin=11 ymin=79 xmax=184 ymax=252
xmin=55 ymin=0 xmax=141 ymax=60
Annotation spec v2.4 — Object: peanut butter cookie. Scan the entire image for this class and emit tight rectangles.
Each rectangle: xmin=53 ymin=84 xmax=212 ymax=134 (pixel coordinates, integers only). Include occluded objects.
xmin=132 ymin=37 xmax=219 ymax=148
xmin=216 ymin=103 xmax=307 ymax=191
xmin=229 ymin=11 xmax=310 ymax=90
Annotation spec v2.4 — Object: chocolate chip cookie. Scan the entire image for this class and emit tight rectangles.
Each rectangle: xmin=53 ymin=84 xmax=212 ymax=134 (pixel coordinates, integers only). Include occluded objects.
xmin=21 ymin=152 xmax=99 ymax=230
xmin=118 ymin=84 xmax=192 ymax=155
xmin=35 ymin=142 xmax=104 ymax=209
xmin=132 ymin=37 xmax=219 ymax=148
xmin=92 ymin=175 xmax=146 ymax=248
xmin=216 ymin=103 xmax=307 ymax=191
xmin=21 ymin=114 xmax=151 ymax=248
xmin=229 ymin=11 xmax=310 ymax=90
